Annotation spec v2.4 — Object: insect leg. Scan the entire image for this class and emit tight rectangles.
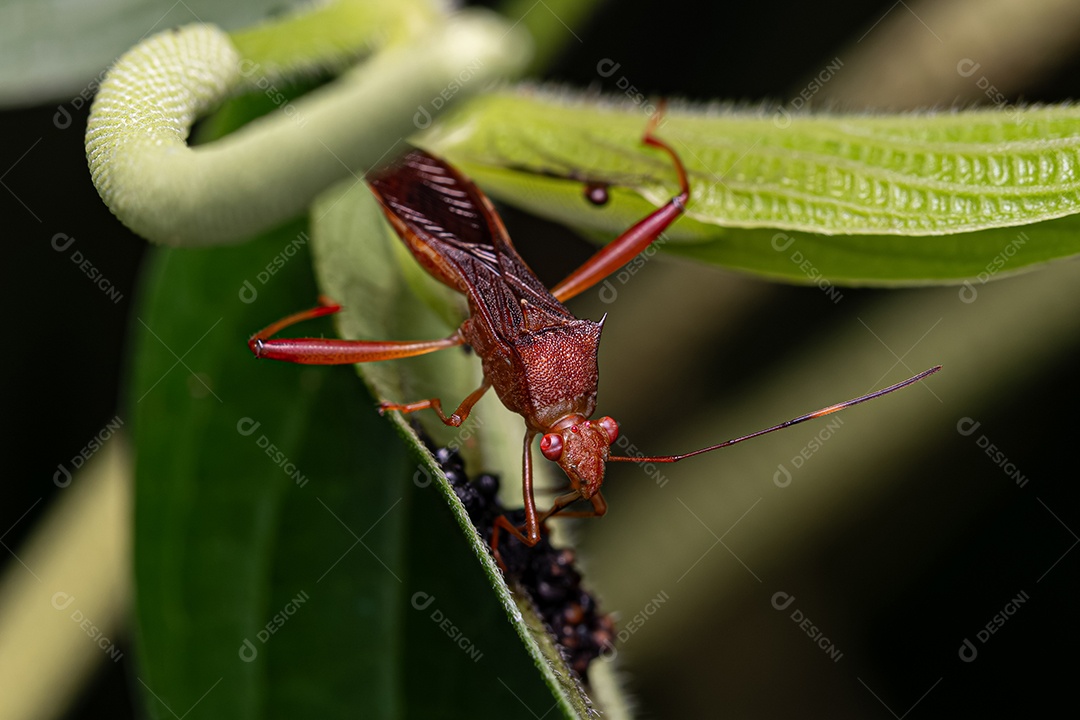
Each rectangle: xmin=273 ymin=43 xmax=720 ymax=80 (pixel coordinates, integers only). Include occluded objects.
xmin=491 ymin=431 xmax=542 ymax=568
xmin=249 ymin=298 xmax=465 ymax=364
xmin=379 ymin=380 xmax=491 ymax=427
xmin=489 ymin=491 xmax=607 ymax=571
xmin=538 ymin=492 xmax=608 ymax=523
xmin=550 ymin=110 xmax=690 ymax=303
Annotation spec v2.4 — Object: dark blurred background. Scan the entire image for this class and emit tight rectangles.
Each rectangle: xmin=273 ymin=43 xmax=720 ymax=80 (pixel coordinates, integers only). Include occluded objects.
xmin=3 ymin=0 xmax=1077 ymax=717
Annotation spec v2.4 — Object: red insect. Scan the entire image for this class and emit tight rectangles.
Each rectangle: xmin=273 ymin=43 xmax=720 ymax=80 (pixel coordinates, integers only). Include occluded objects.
xmin=249 ymin=113 xmax=940 ymax=561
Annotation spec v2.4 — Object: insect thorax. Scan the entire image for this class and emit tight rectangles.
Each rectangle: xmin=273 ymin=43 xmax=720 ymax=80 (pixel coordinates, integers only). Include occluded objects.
xmin=477 ymin=318 xmax=603 ymax=431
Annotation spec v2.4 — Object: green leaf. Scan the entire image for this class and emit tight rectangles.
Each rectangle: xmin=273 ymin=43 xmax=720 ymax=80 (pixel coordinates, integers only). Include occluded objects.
xmin=425 ymin=90 xmax=1080 ymax=284
xmin=130 ymin=225 xmax=406 ymax=717
xmin=663 ymin=218 xmax=1071 ymax=286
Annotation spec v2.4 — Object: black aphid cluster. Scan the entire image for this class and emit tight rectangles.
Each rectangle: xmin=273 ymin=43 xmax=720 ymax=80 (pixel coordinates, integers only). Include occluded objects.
xmin=430 ymin=445 xmax=616 ymax=681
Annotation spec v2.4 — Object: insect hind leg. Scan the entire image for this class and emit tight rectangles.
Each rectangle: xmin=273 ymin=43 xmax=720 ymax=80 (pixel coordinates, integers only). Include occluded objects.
xmin=379 ymin=380 xmax=491 ymax=427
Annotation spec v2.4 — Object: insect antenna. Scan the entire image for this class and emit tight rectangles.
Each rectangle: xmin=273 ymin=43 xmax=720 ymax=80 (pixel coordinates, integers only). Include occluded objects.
xmin=610 ymin=365 xmax=941 ymax=464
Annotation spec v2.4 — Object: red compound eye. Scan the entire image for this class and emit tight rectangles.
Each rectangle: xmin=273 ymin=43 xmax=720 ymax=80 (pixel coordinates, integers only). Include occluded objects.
xmin=540 ymin=433 xmax=563 ymax=461
xmin=598 ymin=416 xmax=619 ymax=443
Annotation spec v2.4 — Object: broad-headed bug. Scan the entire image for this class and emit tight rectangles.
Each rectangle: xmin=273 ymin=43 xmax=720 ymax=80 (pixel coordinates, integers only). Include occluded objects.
xmin=249 ymin=111 xmax=940 ymax=563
